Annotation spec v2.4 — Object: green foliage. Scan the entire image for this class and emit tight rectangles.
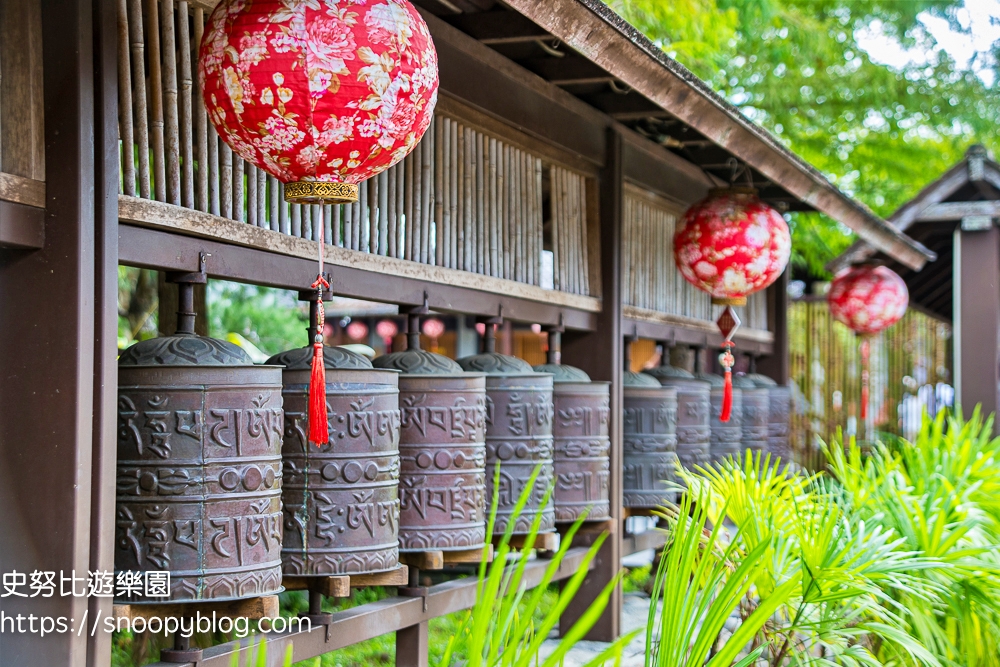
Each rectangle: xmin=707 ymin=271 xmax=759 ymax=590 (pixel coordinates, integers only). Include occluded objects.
xmin=442 ymin=464 xmax=635 ymax=666
xmin=611 ymin=0 xmax=999 ymax=275
xmin=208 ymin=280 xmax=308 ymax=357
xmin=654 ymin=446 xmax=957 ymax=665
xmin=827 ymin=409 xmax=1000 ymax=666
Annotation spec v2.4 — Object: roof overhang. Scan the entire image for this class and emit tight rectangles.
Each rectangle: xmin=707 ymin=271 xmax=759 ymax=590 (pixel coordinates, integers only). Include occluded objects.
xmin=500 ymin=0 xmax=933 ymax=271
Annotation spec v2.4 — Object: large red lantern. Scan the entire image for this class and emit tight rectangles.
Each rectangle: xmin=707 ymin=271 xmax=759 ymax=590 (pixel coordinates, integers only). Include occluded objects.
xmin=674 ymin=187 xmax=791 ymax=421
xmin=828 ymin=264 xmax=909 ymax=421
xmin=199 ymin=0 xmax=439 ymax=446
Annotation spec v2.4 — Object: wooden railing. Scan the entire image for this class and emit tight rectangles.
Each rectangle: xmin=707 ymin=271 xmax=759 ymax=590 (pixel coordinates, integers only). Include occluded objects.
xmin=116 ymin=0 xmax=596 ymax=297
xmin=622 ymin=183 xmax=769 ymax=333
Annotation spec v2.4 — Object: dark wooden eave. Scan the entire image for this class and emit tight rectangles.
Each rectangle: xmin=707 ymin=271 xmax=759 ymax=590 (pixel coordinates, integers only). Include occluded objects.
xmin=412 ymin=0 xmax=934 ymax=271
xmin=828 ymin=145 xmax=1000 ymax=321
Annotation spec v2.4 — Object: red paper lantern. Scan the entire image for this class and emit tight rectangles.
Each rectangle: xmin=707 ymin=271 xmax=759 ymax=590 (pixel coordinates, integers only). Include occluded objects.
xmin=828 ymin=264 xmax=908 ymax=423
xmin=828 ymin=265 xmax=908 ymax=336
xmin=199 ymin=0 xmax=438 ymax=448
xmin=674 ymin=188 xmax=791 ymax=304
xmin=674 ymin=187 xmax=791 ymax=422
xmin=199 ymin=0 xmax=439 ymax=202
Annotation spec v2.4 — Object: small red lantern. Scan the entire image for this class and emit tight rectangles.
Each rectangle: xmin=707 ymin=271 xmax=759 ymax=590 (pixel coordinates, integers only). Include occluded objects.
xmin=199 ymin=0 xmax=438 ymax=447
xmin=828 ymin=264 xmax=909 ymax=421
xmin=346 ymin=321 xmax=369 ymax=341
xmin=674 ymin=187 xmax=791 ymax=421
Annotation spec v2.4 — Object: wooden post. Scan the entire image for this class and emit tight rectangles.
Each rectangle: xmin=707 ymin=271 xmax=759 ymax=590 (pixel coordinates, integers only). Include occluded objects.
xmin=559 ymin=128 xmax=623 ymax=641
xmin=757 ymin=268 xmax=789 ymax=384
xmin=953 ymin=224 xmax=1000 ymax=427
xmin=395 ymin=621 xmax=429 ymax=667
xmin=0 ymin=2 xmax=117 ymax=666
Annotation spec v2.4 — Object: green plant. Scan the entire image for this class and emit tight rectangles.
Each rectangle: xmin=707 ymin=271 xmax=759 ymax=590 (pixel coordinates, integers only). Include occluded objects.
xmin=442 ymin=465 xmax=636 ymax=666
xmin=827 ymin=409 xmax=1000 ymax=667
xmin=651 ymin=450 xmax=943 ymax=665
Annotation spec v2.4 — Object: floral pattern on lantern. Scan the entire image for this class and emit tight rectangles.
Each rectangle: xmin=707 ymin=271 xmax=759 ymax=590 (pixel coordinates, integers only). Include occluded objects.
xmin=674 ymin=189 xmax=791 ymax=302
xmin=828 ymin=265 xmax=908 ymax=335
xmin=199 ymin=0 xmax=439 ymax=187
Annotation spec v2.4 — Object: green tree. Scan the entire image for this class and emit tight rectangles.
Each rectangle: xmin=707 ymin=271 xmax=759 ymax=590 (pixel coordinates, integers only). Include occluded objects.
xmin=208 ymin=281 xmax=308 ymax=357
xmin=612 ymin=0 xmax=1000 ymax=276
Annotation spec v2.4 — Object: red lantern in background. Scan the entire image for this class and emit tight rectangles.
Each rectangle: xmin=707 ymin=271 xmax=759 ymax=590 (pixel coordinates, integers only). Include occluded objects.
xmin=421 ymin=318 xmax=445 ymax=339
xmin=674 ymin=187 xmax=791 ymax=421
xmin=828 ymin=264 xmax=909 ymax=421
xmin=199 ymin=0 xmax=438 ymax=446
xmin=346 ymin=321 xmax=369 ymax=342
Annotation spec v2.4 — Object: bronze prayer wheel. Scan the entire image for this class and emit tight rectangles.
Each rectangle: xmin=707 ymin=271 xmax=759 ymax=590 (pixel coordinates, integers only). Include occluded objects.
xmin=622 ymin=369 xmax=678 ymax=509
xmin=534 ymin=329 xmax=611 ymax=523
xmin=268 ymin=340 xmax=402 ymax=576
xmin=736 ymin=374 xmax=769 ymax=457
xmin=696 ymin=372 xmax=744 ymax=464
xmin=643 ymin=360 xmax=711 ymax=475
xmin=374 ymin=312 xmax=488 ymax=551
xmin=116 ymin=270 xmax=284 ymax=602
xmin=748 ymin=373 xmax=792 ymax=464
xmin=458 ymin=322 xmax=555 ymax=536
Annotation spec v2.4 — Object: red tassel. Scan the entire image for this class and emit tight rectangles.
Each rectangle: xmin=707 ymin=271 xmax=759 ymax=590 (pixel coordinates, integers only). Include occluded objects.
xmin=308 ymin=341 xmax=329 ymax=446
xmin=720 ymin=369 xmax=733 ymax=422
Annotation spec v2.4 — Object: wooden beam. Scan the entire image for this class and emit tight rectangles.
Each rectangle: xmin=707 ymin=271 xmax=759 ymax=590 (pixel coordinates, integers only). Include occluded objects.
xmin=447 ymin=10 xmax=550 ymax=44
xmin=118 ymin=196 xmax=602 ymax=316
xmin=517 ymin=56 xmax=617 ymax=85
xmin=917 ymin=200 xmax=1000 ymax=221
xmin=954 ymin=225 xmax=1000 ymax=430
xmin=0 ymin=172 xmax=46 ymax=208
xmin=113 ymin=596 xmax=279 ymax=622
xmin=579 ymin=91 xmax=665 ymax=117
xmin=559 ymin=127 xmax=625 ymax=641
xmin=0 ymin=200 xmax=44 ymax=249
xmin=120 ymin=222 xmax=600 ymax=330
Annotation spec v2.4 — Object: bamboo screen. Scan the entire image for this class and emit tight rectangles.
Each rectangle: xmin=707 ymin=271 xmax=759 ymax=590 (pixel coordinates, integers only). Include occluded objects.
xmin=623 ymin=185 xmax=768 ymax=331
xmin=788 ymin=298 xmax=952 ymax=469
xmin=116 ymin=0 xmax=593 ymax=295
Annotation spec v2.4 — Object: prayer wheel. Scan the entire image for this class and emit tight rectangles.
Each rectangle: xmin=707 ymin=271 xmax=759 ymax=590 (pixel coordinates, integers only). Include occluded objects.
xmin=116 ymin=268 xmax=284 ymax=602
xmin=695 ymin=372 xmax=743 ymax=464
xmin=622 ymin=340 xmax=678 ymax=509
xmin=533 ymin=328 xmax=610 ymax=523
xmin=458 ymin=320 xmax=555 ymax=536
xmin=736 ymin=374 xmax=769 ymax=457
xmin=268 ymin=293 xmax=401 ymax=576
xmin=373 ymin=311 xmax=488 ymax=552
xmin=643 ymin=355 xmax=710 ymax=475
xmin=748 ymin=373 xmax=793 ymax=464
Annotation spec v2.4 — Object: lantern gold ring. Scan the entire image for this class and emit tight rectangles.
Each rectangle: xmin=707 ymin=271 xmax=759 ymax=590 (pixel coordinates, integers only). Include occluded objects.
xmin=711 ymin=296 xmax=747 ymax=307
xmin=284 ymin=181 xmax=359 ymax=204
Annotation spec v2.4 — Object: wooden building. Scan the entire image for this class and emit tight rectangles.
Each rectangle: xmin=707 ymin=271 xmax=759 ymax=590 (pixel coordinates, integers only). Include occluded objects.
xmin=832 ymin=144 xmax=1000 ymax=427
xmin=0 ymin=1 xmax=931 ymax=665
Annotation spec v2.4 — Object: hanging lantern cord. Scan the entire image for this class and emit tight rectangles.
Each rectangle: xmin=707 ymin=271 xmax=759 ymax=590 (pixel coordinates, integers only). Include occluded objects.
xmin=308 ymin=206 xmax=331 ymax=448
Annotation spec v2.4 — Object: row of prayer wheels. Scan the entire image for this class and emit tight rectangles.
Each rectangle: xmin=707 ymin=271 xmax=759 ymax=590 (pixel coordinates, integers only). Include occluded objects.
xmin=115 ymin=276 xmax=786 ymax=603
xmin=622 ymin=342 xmax=792 ymax=509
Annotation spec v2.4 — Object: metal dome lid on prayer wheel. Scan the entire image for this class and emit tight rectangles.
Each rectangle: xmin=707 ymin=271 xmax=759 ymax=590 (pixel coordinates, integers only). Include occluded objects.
xmin=696 ymin=370 xmax=744 ymax=464
xmin=622 ymin=338 xmax=678 ymax=509
xmin=532 ymin=327 xmax=610 ymax=523
xmin=116 ymin=262 xmax=284 ymax=603
xmin=267 ymin=290 xmax=401 ymax=577
xmin=373 ymin=309 xmax=488 ymax=553
xmin=642 ymin=347 xmax=711 ymax=476
xmin=457 ymin=318 xmax=555 ymax=536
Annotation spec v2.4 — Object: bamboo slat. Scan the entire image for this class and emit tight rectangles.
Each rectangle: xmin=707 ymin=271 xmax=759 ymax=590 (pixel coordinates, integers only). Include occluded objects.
xmin=160 ymin=0 xmax=180 ymax=205
xmin=146 ymin=0 xmax=166 ymax=202
xmin=127 ymin=0 xmax=150 ymax=199
xmin=117 ymin=0 xmax=136 ymax=196
xmin=194 ymin=8 xmax=208 ymax=212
